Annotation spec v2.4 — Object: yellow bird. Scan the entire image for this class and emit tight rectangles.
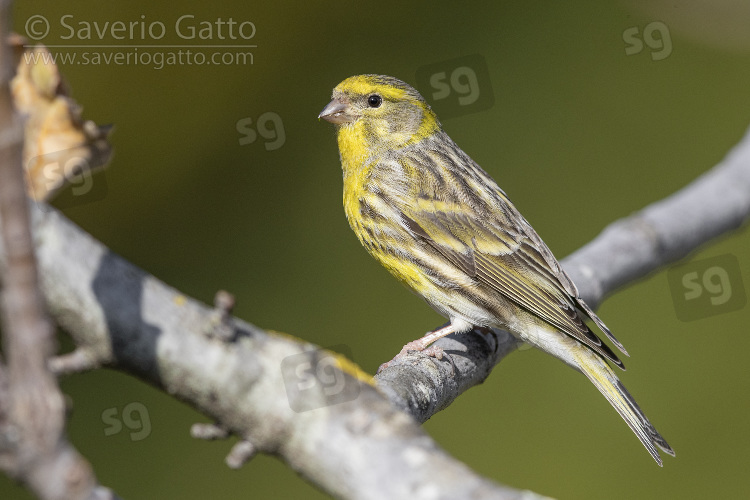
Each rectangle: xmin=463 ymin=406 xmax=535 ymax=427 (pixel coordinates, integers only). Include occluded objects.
xmin=319 ymin=74 xmax=674 ymax=465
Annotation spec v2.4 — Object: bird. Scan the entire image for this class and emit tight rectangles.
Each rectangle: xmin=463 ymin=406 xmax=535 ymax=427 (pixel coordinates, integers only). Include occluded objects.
xmin=318 ymin=74 xmax=674 ymax=465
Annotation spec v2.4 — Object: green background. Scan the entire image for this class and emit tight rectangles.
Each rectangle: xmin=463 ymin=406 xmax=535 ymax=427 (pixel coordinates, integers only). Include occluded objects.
xmin=3 ymin=0 xmax=750 ymax=498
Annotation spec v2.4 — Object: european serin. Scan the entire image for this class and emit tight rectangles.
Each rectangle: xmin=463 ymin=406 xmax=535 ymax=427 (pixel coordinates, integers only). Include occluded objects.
xmin=319 ymin=74 xmax=673 ymax=465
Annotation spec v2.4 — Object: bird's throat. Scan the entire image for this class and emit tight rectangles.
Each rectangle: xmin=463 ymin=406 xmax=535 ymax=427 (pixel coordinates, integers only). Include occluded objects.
xmin=336 ymin=122 xmax=371 ymax=175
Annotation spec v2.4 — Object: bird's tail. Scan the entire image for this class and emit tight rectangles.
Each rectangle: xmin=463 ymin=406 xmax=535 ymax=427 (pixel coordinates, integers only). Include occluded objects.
xmin=573 ymin=348 xmax=675 ymax=466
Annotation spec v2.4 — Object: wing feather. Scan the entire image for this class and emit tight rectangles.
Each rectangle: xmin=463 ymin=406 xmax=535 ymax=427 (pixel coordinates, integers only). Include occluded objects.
xmin=399 ymin=196 xmax=625 ymax=368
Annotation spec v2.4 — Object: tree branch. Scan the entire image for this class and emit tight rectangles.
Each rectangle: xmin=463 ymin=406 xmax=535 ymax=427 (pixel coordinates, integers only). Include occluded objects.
xmin=0 ymin=206 xmax=546 ymax=500
xmin=564 ymin=127 xmax=750 ymax=309
xmin=0 ymin=3 xmax=119 ymax=498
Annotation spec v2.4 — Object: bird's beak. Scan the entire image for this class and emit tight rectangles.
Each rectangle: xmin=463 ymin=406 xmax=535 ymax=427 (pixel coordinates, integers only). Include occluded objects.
xmin=318 ymin=98 xmax=357 ymax=124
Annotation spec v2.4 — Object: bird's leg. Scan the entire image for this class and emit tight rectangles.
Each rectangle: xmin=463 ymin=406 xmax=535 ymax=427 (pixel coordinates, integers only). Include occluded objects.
xmin=400 ymin=324 xmax=457 ymax=356
xmin=377 ymin=324 xmax=458 ymax=373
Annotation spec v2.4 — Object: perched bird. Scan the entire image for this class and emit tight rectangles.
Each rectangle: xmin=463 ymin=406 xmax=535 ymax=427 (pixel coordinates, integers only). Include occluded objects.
xmin=319 ymin=74 xmax=674 ymax=465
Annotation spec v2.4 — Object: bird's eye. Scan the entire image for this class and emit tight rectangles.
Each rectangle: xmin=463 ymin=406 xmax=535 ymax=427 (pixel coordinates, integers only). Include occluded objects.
xmin=367 ymin=94 xmax=382 ymax=108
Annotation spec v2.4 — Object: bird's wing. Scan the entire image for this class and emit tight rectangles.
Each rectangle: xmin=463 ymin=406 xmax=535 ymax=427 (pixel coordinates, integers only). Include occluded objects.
xmin=399 ymin=194 xmax=625 ymax=368
xmin=498 ymin=196 xmax=628 ymax=355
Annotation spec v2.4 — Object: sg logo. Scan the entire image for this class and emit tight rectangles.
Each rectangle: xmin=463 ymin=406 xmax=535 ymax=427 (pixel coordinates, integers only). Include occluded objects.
xmin=623 ymin=21 xmax=672 ymax=61
xmin=668 ymin=254 xmax=746 ymax=322
xmin=102 ymin=402 xmax=152 ymax=441
xmin=415 ymin=54 xmax=494 ymax=119
xmin=236 ymin=112 xmax=286 ymax=151
xmin=280 ymin=345 xmax=361 ymax=412
xmin=28 ymin=151 xmax=108 ymax=210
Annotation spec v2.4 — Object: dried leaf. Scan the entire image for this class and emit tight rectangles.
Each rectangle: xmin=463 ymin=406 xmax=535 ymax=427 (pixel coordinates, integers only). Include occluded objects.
xmin=9 ymin=37 xmax=113 ymax=202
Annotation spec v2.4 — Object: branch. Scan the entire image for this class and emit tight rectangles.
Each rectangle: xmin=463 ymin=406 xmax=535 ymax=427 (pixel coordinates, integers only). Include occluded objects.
xmin=0 ymin=4 xmax=118 ymax=498
xmin=0 ymin=207 xmax=546 ymax=500
xmin=564 ymin=128 xmax=750 ymax=308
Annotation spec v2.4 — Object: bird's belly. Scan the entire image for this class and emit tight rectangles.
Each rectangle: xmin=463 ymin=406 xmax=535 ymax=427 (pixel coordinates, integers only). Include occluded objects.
xmin=365 ymin=242 xmax=510 ymax=330
xmin=345 ymin=188 xmax=516 ymax=332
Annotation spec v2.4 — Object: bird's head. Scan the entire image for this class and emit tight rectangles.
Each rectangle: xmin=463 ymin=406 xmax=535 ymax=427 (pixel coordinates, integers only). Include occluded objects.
xmin=319 ymin=75 xmax=440 ymax=157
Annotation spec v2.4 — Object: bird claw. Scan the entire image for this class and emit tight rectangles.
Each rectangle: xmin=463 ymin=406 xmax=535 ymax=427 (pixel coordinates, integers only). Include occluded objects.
xmin=377 ymin=341 xmax=445 ymax=373
xmin=418 ymin=345 xmax=445 ymax=360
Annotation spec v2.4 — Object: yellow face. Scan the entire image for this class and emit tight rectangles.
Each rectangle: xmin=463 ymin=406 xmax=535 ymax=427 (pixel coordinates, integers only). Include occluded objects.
xmin=319 ymin=75 xmax=440 ymax=156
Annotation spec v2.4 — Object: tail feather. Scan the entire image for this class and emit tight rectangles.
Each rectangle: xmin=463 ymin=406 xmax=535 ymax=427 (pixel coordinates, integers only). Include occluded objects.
xmin=575 ymin=349 xmax=674 ymax=465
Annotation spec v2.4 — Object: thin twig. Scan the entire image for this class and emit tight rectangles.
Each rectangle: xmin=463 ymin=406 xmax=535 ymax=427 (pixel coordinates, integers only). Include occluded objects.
xmin=0 ymin=2 xmax=119 ymax=497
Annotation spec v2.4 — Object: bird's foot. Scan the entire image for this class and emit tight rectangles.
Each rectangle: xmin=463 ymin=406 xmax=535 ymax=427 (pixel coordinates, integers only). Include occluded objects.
xmin=377 ymin=339 xmax=445 ymax=373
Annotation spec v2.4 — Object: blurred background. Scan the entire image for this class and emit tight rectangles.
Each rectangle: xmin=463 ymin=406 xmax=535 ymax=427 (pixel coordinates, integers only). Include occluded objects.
xmin=3 ymin=0 xmax=750 ymax=498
